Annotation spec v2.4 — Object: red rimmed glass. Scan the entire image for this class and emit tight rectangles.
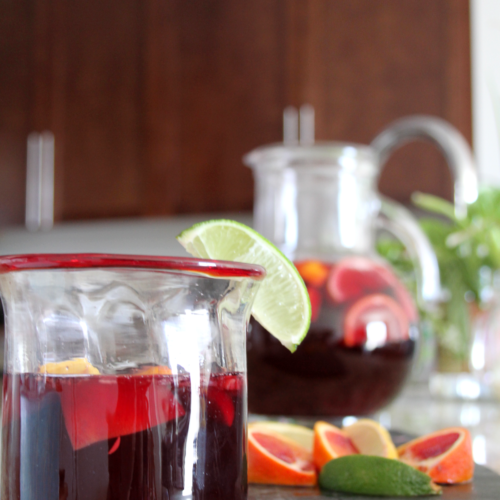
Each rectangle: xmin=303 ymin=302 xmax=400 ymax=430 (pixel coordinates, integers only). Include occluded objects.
xmin=0 ymin=254 xmax=264 ymax=500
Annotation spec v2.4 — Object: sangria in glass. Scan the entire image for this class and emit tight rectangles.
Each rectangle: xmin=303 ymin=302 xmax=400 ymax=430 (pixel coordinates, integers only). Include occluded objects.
xmin=0 ymin=254 xmax=264 ymax=500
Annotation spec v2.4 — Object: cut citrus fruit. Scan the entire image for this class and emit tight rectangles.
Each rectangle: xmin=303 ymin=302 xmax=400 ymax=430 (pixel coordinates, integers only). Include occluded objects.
xmin=136 ymin=365 xmax=172 ymax=375
xmin=39 ymin=358 xmax=100 ymax=375
xmin=313 ymin=421 xmax=358 ymax=470
xmin=326 ymin=256 xmax=397 ymax=303
xmin=59 ymin=374 xmax=184 ymax=450
xmin=307 ymin=286 xmax=322 ymax=322
xmin=248 ymin=423 xmax=316 ymax=486
xmin=319 ymin=455 xmax=441 ymax=496
xmin=343 ymin=294 xmax=410 ymax=347
xmin=249 ymin=421 xmax=314 ymax=452
xmin=177 ymin=219 xmax=311 ymax=352
xmin=343 ymin=419 xmax=398 ymax=459
xmin=295 ymin=260 xmax=329 ymax=287
xmin=397 ymin=427 xmax=474 ymax=484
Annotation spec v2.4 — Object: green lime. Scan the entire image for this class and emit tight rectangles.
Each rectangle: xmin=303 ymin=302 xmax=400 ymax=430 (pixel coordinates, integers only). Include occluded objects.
xmin=319 ymin=455 xmax=442 ymax=497
xmin=177 ymin=219 xmax=311 ymax=352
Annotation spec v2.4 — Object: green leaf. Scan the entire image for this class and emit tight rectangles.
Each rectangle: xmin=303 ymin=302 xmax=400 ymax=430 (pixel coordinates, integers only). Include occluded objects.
xmin=412 ymin=192 xmax=457 ymax=221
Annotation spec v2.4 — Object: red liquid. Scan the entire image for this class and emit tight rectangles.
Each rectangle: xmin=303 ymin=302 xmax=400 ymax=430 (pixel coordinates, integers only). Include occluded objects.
xmin=247 ymin=257 xmax=416 ymax=417
xmin=1 ymin=371 xmax=246 ymax=500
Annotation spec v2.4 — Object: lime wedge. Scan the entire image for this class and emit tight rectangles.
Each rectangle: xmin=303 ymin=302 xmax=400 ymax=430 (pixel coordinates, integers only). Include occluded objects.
xmin=319 ymin=455 xmax=442 ymax=497
xmin=176 ymin=219 xmax=311 ymax=352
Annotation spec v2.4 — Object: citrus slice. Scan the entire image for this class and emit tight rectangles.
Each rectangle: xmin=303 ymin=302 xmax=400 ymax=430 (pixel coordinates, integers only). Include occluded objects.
xmin=344 ymin=294 xmax=410 ymax=347
xmin=59 ymin=375 xmax=184 ymax=450
xmin=313 ymin=421 xmax=358 ymax=470
xmin=39 ymin=358 xmax=100 ymax=375
xmin=295 ymin=260 xmax=329 ymax=287
xmin=249 ymin=421 xmax=314 ymax=452
xmin=319 ymin=455 xmax=442 ymax=497
xmin=343 ymin=419 xmax=398 ymax=459
xmin=177 ymin=220 xmax=311 ymax=352
xmin=326 ymin=256 xmax=396 ymax=303
xmin=135 ymin=365 xmax=172 ymax=375
xmin=397 ymin=427 xmax=474 ymax=484
xmin=248 ymin=423 xmax=316 ymax=486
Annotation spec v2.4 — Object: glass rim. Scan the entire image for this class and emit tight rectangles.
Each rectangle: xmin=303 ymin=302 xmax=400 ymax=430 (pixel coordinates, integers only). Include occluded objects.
xmin=0 ymin=253 xmax=266 ymax=279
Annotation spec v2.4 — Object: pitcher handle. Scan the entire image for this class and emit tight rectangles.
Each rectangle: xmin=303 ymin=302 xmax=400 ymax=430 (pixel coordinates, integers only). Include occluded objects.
xmin=371 ymin=115 xmax=478 ymax=218
xmin=375 ymin=196 xmax=443 ymax=307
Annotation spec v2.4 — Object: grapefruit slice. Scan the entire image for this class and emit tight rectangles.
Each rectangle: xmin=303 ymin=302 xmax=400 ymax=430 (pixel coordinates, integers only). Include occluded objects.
xmin=343 ymin=419 xmax=398 ymax=459
xmin=248 ymin=424 xmax=316 ymax=486
xmin=313 ymin=421 xmax=358 ymax=470
xmin=397 ymin=427 xmax=474 ymax=484
xmin=295 ymin=260 xmax=330 ymax=287
xmin=59 ymin=374 xmax=184 ymax=450
xmin=344 ymin=294 xmax=410 ymax=347
xmin=327 ymin=257 xmax=396 ymax=303
xmin=307 ymin=286 xmax=322 ymax=322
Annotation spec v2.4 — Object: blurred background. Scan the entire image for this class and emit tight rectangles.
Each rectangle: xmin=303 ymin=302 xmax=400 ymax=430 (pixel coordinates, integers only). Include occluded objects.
xmin=0 ymin=0 xmax=478 ymax=229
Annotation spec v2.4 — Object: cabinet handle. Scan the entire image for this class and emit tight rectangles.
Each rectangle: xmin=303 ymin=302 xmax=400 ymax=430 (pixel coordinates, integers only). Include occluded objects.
xmin=26 ymin=132 xmax=54 ymax=231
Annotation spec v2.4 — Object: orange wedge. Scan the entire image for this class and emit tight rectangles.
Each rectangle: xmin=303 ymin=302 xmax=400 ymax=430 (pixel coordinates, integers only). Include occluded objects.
xmin=248 ymin=423 xmax=316 ymax=486
xmin=136 ymin=365 xmax=172 ymax=375
xmin=313 ymin=421 xmax=359 ymax=470
xmin=295 ymin=260 xmax=329 ymax=287
xmin=397 ymin=427 xmax=474 ymax=484
xmin=343 ymin=419 xmax=398 ymax=459
xmin=39 ymin=358 xmax=100 ymax=375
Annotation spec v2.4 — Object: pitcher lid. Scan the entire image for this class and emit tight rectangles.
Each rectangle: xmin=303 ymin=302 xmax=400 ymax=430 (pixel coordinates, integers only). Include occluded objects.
xmin=244 ymin=141 xmax=376 ymax=175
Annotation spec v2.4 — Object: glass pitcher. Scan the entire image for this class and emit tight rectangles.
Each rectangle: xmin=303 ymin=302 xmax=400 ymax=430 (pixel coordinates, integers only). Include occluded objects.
xmin=0 ymin=254 xmax=264 ymax=500
xmin=244 ymin=113 xmax=478 ymax=417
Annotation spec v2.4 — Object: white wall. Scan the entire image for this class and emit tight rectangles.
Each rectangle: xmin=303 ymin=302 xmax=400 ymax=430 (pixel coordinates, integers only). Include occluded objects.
xmin=471 ymin=0 xmax=500 ymax=186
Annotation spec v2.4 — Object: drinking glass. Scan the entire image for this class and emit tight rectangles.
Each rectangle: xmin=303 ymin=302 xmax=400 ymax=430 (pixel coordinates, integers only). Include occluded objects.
xmin=0 ymin=254 xmax=264 ymax=500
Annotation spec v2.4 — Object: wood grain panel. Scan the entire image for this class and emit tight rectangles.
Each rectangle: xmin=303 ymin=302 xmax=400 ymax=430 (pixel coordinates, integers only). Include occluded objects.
xmin=0 ymin=0 xmax=472 ymax=224
xmin=173 ymin=0 xmax=287 ymax=214
xmin=0 ymin=0 xmax=32 ymax=225
xmin=61 ymin=0 xmax=143 ymax=219
xmin=296 ymin=0 xmax=471 ymax=203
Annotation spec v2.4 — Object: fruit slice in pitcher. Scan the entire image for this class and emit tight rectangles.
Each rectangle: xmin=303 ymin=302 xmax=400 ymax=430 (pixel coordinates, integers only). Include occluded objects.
xmin=397 ymin=427 xmax=473 ymax=484
xmin=344 ymin=294 xmax=409 ymax=347
xmin=327 ymin=257 xmax=397 ymax=303
xmin=295 ymin=260 xmax=329 ymax=287
xmin=59 ymin=375 xmax=185 ymax=450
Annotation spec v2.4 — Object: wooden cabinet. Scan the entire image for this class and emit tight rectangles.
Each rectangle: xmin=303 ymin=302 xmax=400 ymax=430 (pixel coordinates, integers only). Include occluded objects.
xmin=0 ymin=0 xmax=471 ymax=225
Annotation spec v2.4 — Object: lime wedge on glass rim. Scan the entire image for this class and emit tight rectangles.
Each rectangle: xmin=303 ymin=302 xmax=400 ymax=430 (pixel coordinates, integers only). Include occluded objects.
xmin=176 ymin=219 xmax=311 ymax=352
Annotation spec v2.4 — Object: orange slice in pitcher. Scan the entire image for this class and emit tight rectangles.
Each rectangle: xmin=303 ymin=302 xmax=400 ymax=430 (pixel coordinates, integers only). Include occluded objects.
xmin=248 ymin=424 xmax=316 ymax=486
xmin=295 ymin=260 xmax=329 ymax=287
xmin=397 ymin=427 xmax=474 ymax=484
xmin=313 ymin=421 xmax=358 ymax=470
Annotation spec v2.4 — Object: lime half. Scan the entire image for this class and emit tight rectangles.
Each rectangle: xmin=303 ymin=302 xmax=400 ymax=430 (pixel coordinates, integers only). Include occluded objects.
xmin=176 ymin=219 xmax=311 ymax=352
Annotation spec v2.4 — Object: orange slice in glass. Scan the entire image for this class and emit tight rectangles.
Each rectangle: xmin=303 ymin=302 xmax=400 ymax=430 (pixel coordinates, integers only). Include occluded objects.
xmin=135 ymin=365 xmax=172 ymax=375
xmin=313 ymin=421 xmax=359 ymax=470
xmin=248 ymin=424 xmax=316 ymax=486
xmin=39 ymin=358 xmax=100 ymax=375
xmin=397 ymin=427 xmax=474 ymax=484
